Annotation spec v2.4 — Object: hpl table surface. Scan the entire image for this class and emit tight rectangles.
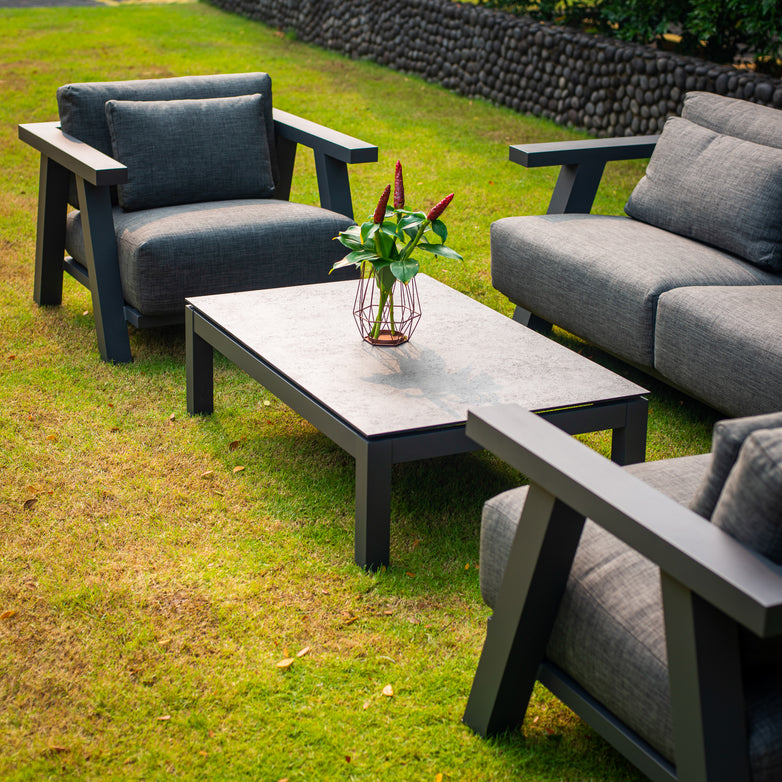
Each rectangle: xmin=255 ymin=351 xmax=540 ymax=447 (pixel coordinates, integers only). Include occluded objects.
xmin=186 ymin=274 xmax=648 ymax=438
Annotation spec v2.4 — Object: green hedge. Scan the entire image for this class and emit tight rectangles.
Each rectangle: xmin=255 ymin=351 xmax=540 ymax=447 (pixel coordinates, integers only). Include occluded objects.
xmin=478 ymin=0 xmax=782 ymax=74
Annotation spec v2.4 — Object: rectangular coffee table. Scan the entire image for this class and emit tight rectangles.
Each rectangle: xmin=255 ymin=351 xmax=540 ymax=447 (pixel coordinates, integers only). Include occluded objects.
xmin=186 ymin=274 xmax=648 ymax=569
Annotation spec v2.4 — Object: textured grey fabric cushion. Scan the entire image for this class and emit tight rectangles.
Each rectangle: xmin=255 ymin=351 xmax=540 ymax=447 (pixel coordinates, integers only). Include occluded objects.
xmin=682 ymin=91 xmax=782 ymax=150
xmin=655 ymin=286 xmax=782 ymax=418
xmin=65 ymin=199 xmax=355 ymax=316
xmin=490 ymin=213 xmax=780 ymax=367
xmin=480 ymin=452 xmax=782 ymax=777
xmin=480 ymin=453 xmax=710 ymax=762
xmin=625 ymin=116 xmax=782 ymax=271
xmin=105 ymin=94 xmax=275 ymax=211
xmin=689 ymin=413 xmax=782 ymax=519
xmin=711 ymin=428 xmax=782 ymax=563
xmin=57 ymin=72 xmax=276 ymax=165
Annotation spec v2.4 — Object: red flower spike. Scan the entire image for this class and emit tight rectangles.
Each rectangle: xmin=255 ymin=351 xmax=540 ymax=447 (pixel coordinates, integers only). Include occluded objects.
xmin=427 ymin=192 xmax=454 ymax=222
xmin=393 ymin=160 xmax=405 ymax=209
xmin=374 ymin=184 xmax=391 ymax=223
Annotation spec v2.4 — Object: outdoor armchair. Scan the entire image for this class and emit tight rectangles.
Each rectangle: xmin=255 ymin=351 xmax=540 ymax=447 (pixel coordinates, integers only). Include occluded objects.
xmin=464 ymin=404 xmax=782 ymax=781
xmin=19 ymin=72 xmax=378 ymax=363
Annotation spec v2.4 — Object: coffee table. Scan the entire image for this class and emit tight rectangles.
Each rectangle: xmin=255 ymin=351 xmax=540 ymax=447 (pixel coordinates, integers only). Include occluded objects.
xmin=186 ymin=274 xmax=648 ymax=569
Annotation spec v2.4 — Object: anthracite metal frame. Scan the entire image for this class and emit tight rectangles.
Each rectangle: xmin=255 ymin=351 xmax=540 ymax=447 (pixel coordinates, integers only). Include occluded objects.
xmin=186 ymin=306 xmax=649 ymax=571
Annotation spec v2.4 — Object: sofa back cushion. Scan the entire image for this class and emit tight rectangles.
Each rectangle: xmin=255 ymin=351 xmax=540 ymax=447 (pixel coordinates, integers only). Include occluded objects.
xmin=682 ymin=91 xmax=782 ymax=150
xmin=105 ymin=94 xmax=275 ymax=211
xmin=690 ymin=412 xmax=782 ymax=518
xmin=625 ymin=112 xmax=782 ymax=271
xmin=711 ymin=427 xmax=782 ymax=564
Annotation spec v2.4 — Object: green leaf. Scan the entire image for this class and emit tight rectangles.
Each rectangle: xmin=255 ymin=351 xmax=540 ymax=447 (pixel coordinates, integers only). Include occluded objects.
xmin=417 ymin=242 xmax=463 ymax=261
xmin=390 ymin=258 xmax=419 ymax=283
xmin=431 ymin=219 xmax=448 ymax=242
xmin=361 ymin=221 xmax=379 ymax=244
xmin=344 ymin=249 xmax=380 ymax=265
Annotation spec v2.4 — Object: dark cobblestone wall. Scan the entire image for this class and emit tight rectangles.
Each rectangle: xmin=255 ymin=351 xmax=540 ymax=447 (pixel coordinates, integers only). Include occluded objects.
xmin=208 ymin=0 xmax=782 ymax=136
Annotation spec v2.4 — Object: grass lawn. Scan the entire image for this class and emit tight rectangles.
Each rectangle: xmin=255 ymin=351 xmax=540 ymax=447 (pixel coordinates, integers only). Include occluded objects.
xmin=0 ymin=3 xmax=720 ymax=780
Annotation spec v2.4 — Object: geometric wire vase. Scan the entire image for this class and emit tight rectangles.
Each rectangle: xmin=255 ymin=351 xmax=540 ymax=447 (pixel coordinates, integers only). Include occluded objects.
xmin=353 ymin=267 xmax=421 ymax=347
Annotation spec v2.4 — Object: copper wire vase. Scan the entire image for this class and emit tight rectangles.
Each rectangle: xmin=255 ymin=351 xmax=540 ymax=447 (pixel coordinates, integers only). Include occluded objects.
xmin=353 ymin=268 xmax=421 ymax=346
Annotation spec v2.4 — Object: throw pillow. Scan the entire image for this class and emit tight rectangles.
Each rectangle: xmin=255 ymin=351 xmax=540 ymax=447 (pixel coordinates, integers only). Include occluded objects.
xmin=625 ymin=116 xmax=782 ymax=271
xmin=711 ymin=427 xmax=782 ymax=564
xmin=105 ymin=93 xmax=275 ymax=211
xmin=690 ymin=412 xmax=782 ymax=519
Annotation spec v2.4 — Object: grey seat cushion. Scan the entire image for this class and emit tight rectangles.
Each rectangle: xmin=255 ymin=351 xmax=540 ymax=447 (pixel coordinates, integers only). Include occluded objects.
xmin=490 ymin=214 xmax=780 ymax=367
xmin=104 ymin=94 xmax=275 ymax=211
xmin=655 ymin=286 xmax=782 ymax=417
xmin=65 ymin=199 xmax=354 ymax=316
xmin=480 ymin=452 xmax=782 ymax=777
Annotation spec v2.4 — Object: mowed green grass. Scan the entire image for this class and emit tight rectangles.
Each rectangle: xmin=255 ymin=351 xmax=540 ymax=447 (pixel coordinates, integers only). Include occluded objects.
xmin=1 ymin=3 xmax=719 ymax=780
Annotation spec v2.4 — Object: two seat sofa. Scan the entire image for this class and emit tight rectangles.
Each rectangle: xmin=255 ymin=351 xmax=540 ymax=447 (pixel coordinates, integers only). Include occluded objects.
xmin=491 ymin=91 xmax=782 ymax=417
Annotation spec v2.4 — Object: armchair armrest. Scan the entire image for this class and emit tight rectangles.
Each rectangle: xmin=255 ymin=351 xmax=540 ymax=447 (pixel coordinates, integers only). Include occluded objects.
xmin=508 ymin=134 xmax=659 ymax=214
xmin=18 ymin=121 xmax=127 ymax=187
xmin=272 ymin=108 xmax=378 ymax=218
xmin=466 ymin=403 xmax=782 ymax=639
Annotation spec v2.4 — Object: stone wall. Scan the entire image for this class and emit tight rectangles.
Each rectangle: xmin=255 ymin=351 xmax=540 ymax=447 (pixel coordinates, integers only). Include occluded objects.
xmin=208 ymin=0 xmax=782 ymax=136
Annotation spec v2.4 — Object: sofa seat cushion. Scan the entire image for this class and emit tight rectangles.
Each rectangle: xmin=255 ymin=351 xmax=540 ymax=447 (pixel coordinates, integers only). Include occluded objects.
xmin=655 ymin=286 xmax=782 ymax=417
xmin=481 ymin=453 xmax=709 ymax=761
xmin=490 ymin=214 xmax=780 ymax=367
xmin=480 ymin=452 xmax=782 ymax=777
xmin=65 ymin=199 xmax=354 ymax=317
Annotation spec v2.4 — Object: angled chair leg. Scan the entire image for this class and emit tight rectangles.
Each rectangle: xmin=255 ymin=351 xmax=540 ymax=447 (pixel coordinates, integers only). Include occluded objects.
xmin=33 ymin=155 xmax=69 ymax=306
xmin=547 ymin=159 xmax=606 ymax=214
xmin=314 ymin=151 xmax=353 ymax=219
xmin=75 ymin=177 xmax=132 ymax=363
xmin=463 ymin=488 xmax=585 ymax=737
xmin=661 ymin=574 xmax=751 ymax=782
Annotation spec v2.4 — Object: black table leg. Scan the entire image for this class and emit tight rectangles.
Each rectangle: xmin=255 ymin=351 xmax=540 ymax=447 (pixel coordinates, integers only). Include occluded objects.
xmin=186 ymin=306 xmax=214 ymax=416
xmin=354 ymin=438 xmax=393 ymax=570
xmin=610 ymin=396 xmax=648 ymax=465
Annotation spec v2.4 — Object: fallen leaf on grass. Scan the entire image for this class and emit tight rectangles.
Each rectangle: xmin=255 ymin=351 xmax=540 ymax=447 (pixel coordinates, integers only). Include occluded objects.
xmin=1 ymin=609 xmax=18 ymax=620
xmin=435 ymin=774 xmax=444 ymax=782
xmin=22 ymin=498 xmax=37 ymax=511
xmin=296 ymin=646 xmax=310 ymax=658
xmin=168 ymin=413 xmax=176 ymax=422
xmin=46 ymin=434 xmax=57 ymax=442
xmin=200 ymin=470 xmax=214 ymax=480
xmin=46 ymin=744 xmax=68 ymax=754
xmin=343 ymin=615 xmax=358 ymax=626
xmin=232 ymin=466 xmax=245 ymax=474
xmin=156 ymin=715 xmax=171 ymax=721
xmin=362 ymin=700 xmax=371 ymax=710
xmin=198 ymin=751 xmax=208 ymax=757
xmin=276 ymin=657 xmax=295 ymax=669
xmin=382 ymin=684 xmax=394 ymax=697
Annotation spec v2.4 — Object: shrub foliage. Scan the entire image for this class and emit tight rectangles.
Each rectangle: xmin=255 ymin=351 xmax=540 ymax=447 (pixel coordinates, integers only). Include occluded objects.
xmin=478 ymin=0 xmax=782 ymax=74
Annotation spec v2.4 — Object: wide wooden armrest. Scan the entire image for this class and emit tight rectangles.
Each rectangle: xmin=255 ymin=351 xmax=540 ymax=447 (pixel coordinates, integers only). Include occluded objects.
xmin=273 ymin=108 xmax=378 ymax=164
xmin=18 ymin=121 xmax=128 ymax=187
xmin=510 ymin=135 xmax=659 ymax=168
xmin=466 ymin=404 xmax=782 ymax=638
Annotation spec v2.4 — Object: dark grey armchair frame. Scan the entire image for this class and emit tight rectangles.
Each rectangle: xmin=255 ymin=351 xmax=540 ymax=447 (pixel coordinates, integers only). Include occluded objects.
xmin=462 ymin=404 xmax=782 ymax=782
xmin=19 ymin=109 xmax=378 ymax=363
xmin=507 ymin=135 xmax=658 ymax=331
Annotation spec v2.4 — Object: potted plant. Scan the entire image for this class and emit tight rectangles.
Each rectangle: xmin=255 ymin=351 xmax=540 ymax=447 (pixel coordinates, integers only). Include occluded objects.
xmin=332 ymin=160 xmax=463 ymax=346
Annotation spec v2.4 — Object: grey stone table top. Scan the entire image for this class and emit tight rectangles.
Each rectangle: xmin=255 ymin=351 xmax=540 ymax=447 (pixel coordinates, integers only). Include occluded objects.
xmin=188 ymin=274 xmax=647 ymax=439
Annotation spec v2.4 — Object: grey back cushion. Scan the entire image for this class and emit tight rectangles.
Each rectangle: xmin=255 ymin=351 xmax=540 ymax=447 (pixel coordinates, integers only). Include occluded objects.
xmin=690 ymin=412 xmax=782 ymax=519
xmin=711 ymin=427 xmax=782 ymax=564
xmin=625 ymin=114 xmax=782 ymax=271
xmin=683 ymin=91 xmax=782 ymax=150
xmin=105 ymin=94 xmax=275 ymax=211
